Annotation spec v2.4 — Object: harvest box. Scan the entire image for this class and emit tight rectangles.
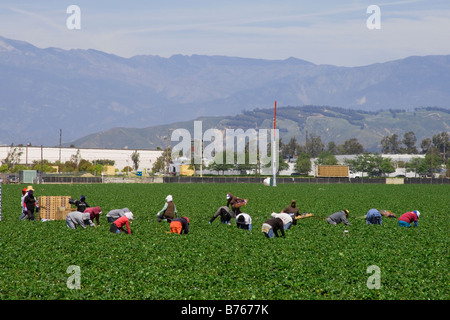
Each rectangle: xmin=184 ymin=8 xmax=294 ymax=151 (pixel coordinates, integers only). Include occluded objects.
xmin=39 ymin=196 xmax=74 ymax=220
xmin=316 ymin=165 xmax=349 ymax=177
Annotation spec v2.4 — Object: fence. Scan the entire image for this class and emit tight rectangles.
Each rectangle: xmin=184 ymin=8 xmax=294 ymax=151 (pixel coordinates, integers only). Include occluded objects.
xmin=41 ymin=175 xmax=102 ymax=184
xmin=404 ymin=177 xmax=450 ymax=184
xmin=164 ymin=176 xmax=384 ymax=184
xmin=2 ymin=172 xmax=449 ymax=184
xmin=163 ymin=176 xmax=450 ymax=184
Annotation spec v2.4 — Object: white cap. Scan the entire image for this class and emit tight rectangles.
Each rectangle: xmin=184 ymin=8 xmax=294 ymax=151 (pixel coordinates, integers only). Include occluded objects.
xmin=125 ymin=212 xmax=134 ymax=220
xmin=166 ymin=195 xmax=173 ymax=202
xmin=414 ymin=210 xmax=420 ymax=218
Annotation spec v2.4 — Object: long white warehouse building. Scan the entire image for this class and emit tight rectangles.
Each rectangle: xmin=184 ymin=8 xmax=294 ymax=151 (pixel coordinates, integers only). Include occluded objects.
xmin=0 ymin=146 xmax=163 ymax=172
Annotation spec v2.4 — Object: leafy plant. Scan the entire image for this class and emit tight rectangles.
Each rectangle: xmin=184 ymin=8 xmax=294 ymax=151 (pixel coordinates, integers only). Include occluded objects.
xmin=0 ymin=183 xmax=448 ymax=300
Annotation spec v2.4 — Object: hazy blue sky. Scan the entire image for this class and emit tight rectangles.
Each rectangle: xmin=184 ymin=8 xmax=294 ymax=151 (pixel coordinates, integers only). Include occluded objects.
xmin=1 ymin=0 xmax=449 ymax=66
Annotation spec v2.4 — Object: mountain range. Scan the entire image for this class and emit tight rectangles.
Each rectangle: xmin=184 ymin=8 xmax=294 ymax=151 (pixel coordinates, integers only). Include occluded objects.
xmin=0 ymin=35 xmax=449 ymax=148
xmin=67 ymin=106 xmax=450 ymax=153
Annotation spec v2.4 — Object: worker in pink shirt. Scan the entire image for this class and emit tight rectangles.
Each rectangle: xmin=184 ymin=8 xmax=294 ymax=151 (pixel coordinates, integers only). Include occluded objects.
xmin=398 ymin=210 xmax=420 ymax=227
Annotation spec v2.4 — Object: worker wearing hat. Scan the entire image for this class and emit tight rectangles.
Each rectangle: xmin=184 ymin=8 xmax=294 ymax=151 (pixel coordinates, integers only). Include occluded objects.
xmin=110 ymin=211 xmax=134 ymax=234
xmin=398 ymin=210 xmax=420 ymax=227
xmin=69 ymin=195 xmax=89 ymax=213
xmin=156 ymin=195 xmax=178 ymax=222
xmin=20 ymin=186 xmax=31 ymax=220
xmin=326 ymin=209 xmax=351 ymax=225
xmin=366 ymin=208 xmax=382 ymax=225
xmin=22 ymin=186 xmax=39 ymax=221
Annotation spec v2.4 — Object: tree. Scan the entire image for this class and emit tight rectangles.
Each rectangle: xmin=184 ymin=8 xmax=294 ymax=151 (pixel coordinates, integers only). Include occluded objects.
xmin=31 ymin=160 xmax=57 ymax=173
xmin=70 ymin=149 xmax=82 ymax=168
xmin=347 ymin=153 xmax=389 ymax=177
xmin=122 ymin=166 xmax=133 ymax=174
xmin=131 ymin=150 xmax=140 ymax=171
xmin=235 ymin=151 xmax=257 ymax=174
xmin=294 ymin=152 xmax=311 ymax=175
xmin=12 ymin=164 xmax=27 ymax=173
xmin=406 ymin=157 xmax=426 ymax=177
xmin=316 ymin=151 xmax=338 ymax=165
xmin=424 ymin=147 xmax=442 ymax=176
xmin=402 ymin=131 xmax=418 ymax=154
xmin=305 ymin=134 xmax=324 ymax=158
xmin=92 ymin=159 xmax=115 ymax=166
xmin=63 ymin=160 xmax=77 ymax=172
xmin=337 ymin=138 xmax=364 ymax=155
xmin=91 ymin=164 xmax=103 ymax=176
xmin=380 ymin=157 xmax=395 ymax=176
xmin=326 ymin=141 xmax=338 ymax=155
xmin=432 ymin=132 xmax=450 ymax=161
xmin=446 ymin=159 xmax=450 ymax=178
xmin=276 ymin=153 xmax=289 ymax=172
xmin=381 ymin=134 xmax=402 ymax=154
xmin=151 ymin=148 xmax=171 ymax=174
xmin=207 ymin=151 xmax=235 ymax=175
xmin=78 ymin=159 xmax=93 ymax=172
xmin=2 ymin=145 xmax=23 ymax=170
xmin=420 ymin=138 xmax=431 ymax=154
xmin=263 ymin=151 xmax=289 ymax=174
xmin=281 ymin=137 xmax=300 ymax=159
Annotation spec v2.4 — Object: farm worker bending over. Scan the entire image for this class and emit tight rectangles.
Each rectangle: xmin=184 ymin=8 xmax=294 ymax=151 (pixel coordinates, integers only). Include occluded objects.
xmin=110 ymin=211 xmax=134 ymax=234
xmin=236 ymin=213 xmax=252 ymax=230
xmin=226 ymin=192 xmax=247 ymax=216
xmin=157 ymin=195 xmax=178 ymax=222
xmin=271 ymin=212 xmax=293 ymax=230
xmin=366 ymin=209 xmax=382 ymax=225
xmin=209 ymin=206 xmax=233 ymax=225
xmin=326 ymin=210 xmax=351 ymax=226
xmin=380 ymin=209 xmax=396 ymax=218
xmin=169 ymin=216 xmax=190 ymax=235
xmin=106 ymin=208 xmax=131 ymax=223
xmin=261 ymin=217 xmax=285 ymax=238
xmin=84 ymin=206 xmax=102 ymax=226
xmin=69 ymin=195 xmax=89 ymax=213
xmin=66 ymin=211 xmax=95 ymax=229
xmin=398 ymin=210 xmax=420 ymax=227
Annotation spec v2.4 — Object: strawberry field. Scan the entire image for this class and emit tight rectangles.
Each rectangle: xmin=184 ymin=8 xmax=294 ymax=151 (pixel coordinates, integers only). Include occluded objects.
xmin=0 ymin=183 xmax=448 ymax=300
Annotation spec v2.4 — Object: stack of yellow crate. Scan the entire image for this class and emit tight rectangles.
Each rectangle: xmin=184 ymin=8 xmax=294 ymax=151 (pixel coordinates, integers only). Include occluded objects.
xmin=39 ymin=196 xmax=74 ymax=220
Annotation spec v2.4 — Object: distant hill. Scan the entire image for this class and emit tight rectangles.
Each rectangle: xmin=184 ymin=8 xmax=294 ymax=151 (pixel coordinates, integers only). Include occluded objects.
xmin=1 ymin=35 xmax=450 ymax=146
xmin=65 ymin=106 xmax=450 ymax=152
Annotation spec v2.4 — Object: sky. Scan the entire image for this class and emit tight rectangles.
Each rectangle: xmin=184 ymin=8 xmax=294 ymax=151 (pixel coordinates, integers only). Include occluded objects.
xmin=0 ymin=0 xmax=449 ymax=66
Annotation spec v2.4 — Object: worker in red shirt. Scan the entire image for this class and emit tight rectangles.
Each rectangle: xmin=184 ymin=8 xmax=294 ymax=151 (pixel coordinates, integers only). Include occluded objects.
xmin=110 ymin=212 xmax=134 ymax=234
xmin=398 ymin=210 xmax=420 ymax=227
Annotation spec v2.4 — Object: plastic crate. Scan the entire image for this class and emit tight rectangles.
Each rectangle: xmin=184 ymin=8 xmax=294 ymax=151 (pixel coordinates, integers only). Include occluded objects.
xmin=39 ymin=196 xmax=74 ymax=220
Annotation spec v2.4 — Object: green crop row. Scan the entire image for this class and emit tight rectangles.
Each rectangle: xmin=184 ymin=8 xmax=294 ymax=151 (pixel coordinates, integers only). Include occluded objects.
xmin=0 ymin=183 xmax=448 ymax=300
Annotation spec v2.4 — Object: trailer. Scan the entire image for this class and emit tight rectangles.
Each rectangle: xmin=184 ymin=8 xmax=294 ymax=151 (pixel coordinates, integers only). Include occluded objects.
xmin=316 ymin=165 xmax=349 ymax=177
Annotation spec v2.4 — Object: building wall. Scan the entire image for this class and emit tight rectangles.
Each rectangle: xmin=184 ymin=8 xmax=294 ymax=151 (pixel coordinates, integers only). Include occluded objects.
xmin=0 ymin=146 xmax=163 ymax=172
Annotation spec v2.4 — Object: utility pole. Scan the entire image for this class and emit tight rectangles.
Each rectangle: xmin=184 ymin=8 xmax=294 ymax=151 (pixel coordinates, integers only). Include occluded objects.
xmin=305 ymin=129 xmax=309 ymax=153
xmin=166 ymin=129 xmax=171 ymax=175
xmin=40 ymin=145 xmax=43 ymax=184
xmin=272 ymin=101 xmax=277 ymax=187
xmin=59 ymin=129 xmax=62 ymax=164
